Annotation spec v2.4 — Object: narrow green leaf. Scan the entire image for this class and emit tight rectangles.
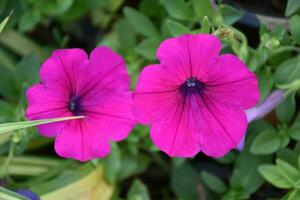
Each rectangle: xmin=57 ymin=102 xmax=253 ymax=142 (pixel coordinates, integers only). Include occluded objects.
xmin=0 ymin=187 xmax=28 ymax=200
xmin=167 ymin=20 xmax=190 ymax=36
xmin=250 ymin=130 xmax=281 ymax=155
xmin=127 ymin=179 xmax=150 ymax=200
xmin=200 ymin=16 xmax=210 ymax=33
xmin=123 ymin=7 xmax=159 ymax=38
xmin=0 ymin=116 xmax=84 ymax=135
xmin=200 ymin=171 xmax=227 ymax=193
xmin=290 ymin=15 xmax=300 ymax=45
xmin=285 ymin=0 xmax=300 ymax=16
xmin=0 ymin=12 xmax=11 ymax=34
xmin=164 ymin=0 xmax=194 ymax=20
xmin=259 ymin=165 xmax=293 ymax=189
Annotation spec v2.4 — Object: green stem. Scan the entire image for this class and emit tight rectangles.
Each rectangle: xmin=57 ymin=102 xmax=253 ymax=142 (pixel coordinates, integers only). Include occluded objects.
xmin=1 ymin=140 xmax=15 ymax=178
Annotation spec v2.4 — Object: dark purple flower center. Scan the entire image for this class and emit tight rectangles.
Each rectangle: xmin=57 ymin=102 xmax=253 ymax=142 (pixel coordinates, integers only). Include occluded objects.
xmin=69 ymin=95 xmax=82 ymax=115
xmin=180 ymin=78 xmax=205 ymax=96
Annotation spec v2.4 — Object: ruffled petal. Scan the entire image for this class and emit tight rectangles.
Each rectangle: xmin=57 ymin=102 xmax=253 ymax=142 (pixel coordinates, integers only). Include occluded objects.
xmin=203 ymin=54 xmax=259 ymax=109
xmin=40 ymin=48 xmax=88 ymax=94
xmin=26 ymin=84 xmax=70 ymax=137
xmin=198 ymin=94 xmax=247 ymax=157
xmin=54 ymin=119 xmax=110 ymax=162
xmin=133 ymin=64 xmax=181 ymax=124
xmin=83 ymin=90 xmax=135 ymax=141
xmin=157 ymin=34 xmax=221 ymax=80
xmin=77 ymin=46 xmax=130 ymax=101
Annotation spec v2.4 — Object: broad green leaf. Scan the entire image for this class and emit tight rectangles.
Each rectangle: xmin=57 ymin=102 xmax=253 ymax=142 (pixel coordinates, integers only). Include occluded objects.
xmin=163 ymin=0 xmax=194 ymax=21
xmin=0 ymin=12 xmax=11 ymax=34
xmin=285 ymin=0 xmax=300 ymax=16
xmin=115 ymin=18 xmax=137 ymax=50
xmin=127 ymin=179 xmax=150 ymax=200
xmin=276 ymin=92 xmax=296 ymax=124
xmin=166 ymin=20 xmax=190 ymax=36
xmin=277 ymin=148 xmax=299 ymax=167
xmin=15 ymin=54 xmax=41 ymax=89
xmin=171 ymin=163 xmax=199 ymax=200
xmin=230 ymin=148 xmax=271 ymax=195
xmin=123 ymin=7 xmax=159 ymax=38
xmin=0 ymin=116 xmax=83 ymax=135
xmin=18 ymin=11 xmax=41 ymax=33
xmin=0 ymin=187 xmax=28 ymax=200
xmin=220 ymin=4 xmax=243 ymax=25
xmin=102 ymin=143 xmax=121 ymax=183
xmin=276 ymin=159 xmax=300 ymax=184
xmin=200 ymin=171 xmax=227 ymax=193
xmin=250 ymin=130 xmax=281 ymax=155
xmin=134 ymin=38 xmax=160 ymax=60
xmin=192 ymin=0 xmax=214 ymax=20
xmin=275 ymin=56 xmax=300 ymax=85
xmin=259 ymin=165 xmax=293 ymax=189
xmin=290 ymin=15 xmax=300 ymax=45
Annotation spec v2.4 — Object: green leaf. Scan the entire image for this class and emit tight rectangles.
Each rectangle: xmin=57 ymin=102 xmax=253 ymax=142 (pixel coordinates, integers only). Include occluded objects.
xmin=192 ymin=0 xmax=214 ymax=20
xmin=134 ymin=38 xmax=160 ymax=60
xmin=0 ymin=12 xmax=11 ymax=34
xmin=230 ymin=148 xmax=271 ymax=195
xmin=287 ymin=190 xmax=300 ymax=200
xmin=276 ymin=92 xmax=296 ymax=124
xmin=250 ymin=130 xmax=281 ymax=155
xmin=200 ymin=16 xmax=210 ymax=33
xmin=163 ymin=0 xmax=194 ymax=21
xmin=115 ymin=18 xmax=137 ymax=50
xmin=108 ymin=0 xmax=124 ymax=12
xmin=200 ymin=171 xmax=227 ymax=193
xmin=285 ymin=0 xmax=300 ymax=16
xmin=123 ymin=7 xmax=159 ymax=38
xmin=0 ymin=187 xmax=28 ymax=200
xmin=127 ymin=179 xmax=150 ymax=200
xmin=14 ymin=54 xmax=41 ymax=89
xmin=275 ymin=56 xmax=300 ymax=85
xmin=166 ymin=20 xmax=190 ymax=36
xmin=257 ymin=69 xmax=274 ymax=102
xmin=290 ymin=113 xmax=300 ymax=140
xmin=290 ymin=15 xmax=300 ymax=45
xmin=103 ymin=143 xmax=121 ymax=183
xmin=18 ymin=10 xmax=41 ymax=33
xmin=171 ymin=163 xmax=199 ymax=200
xmin=259 ymin=165 xmax=293 ymax=189
xmin=220 ymin=4 xmax=244 ymax=25
xmin=276 ymin=159 xmax=300 ymax=184
xmin=0 ymin=116 xmax=83 ymax=135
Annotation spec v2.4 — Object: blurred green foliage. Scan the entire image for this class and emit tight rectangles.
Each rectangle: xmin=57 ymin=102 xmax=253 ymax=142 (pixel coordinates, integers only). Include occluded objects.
xmin=1 ymin=0 xmax=300 ymax=199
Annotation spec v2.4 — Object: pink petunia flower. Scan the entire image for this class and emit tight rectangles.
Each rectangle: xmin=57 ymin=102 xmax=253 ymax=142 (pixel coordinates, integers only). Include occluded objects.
xmin=26 ymin=47 xmax=135 ymax=162
xmin=133 ymin=34 xmax=259 ymax=158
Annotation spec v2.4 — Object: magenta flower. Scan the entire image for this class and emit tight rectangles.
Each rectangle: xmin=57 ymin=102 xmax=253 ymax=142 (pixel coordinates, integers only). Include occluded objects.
xmin=133 ymin=34 xmax=259 ymax=157
xmin=26 ymin=47 xmax=135 ymax=162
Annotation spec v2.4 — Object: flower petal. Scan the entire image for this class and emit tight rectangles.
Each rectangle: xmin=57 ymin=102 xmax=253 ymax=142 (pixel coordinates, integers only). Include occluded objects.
xmin=203 ymin=54 xmax=259 ymax=109
xmin=54 ymin=119 xmax=110 ymax=162
xmin=40 ymin=48 xmax=88 ymax=94
xmin=133 ymin=64 xmax=181 ymax=124
xmin=198 ymin=94 xmax=247 ymax=157
xmin=83 ymin=90 xmax=135 ymax=141
xmin=157 ymin=34 xmax=221 ymax=79
xmin=77 ymin=46 xmax=130 ymax=101
xmin=26 ymin=84 xmax=70 ymax=137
